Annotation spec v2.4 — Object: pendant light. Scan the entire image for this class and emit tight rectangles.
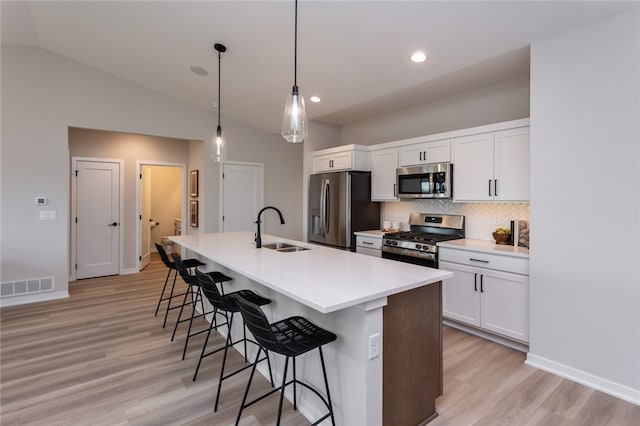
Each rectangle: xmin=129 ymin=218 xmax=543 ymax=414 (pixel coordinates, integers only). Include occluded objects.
xmin=281 ymin=0 xmax=307 ymax=143
xmin=211 ymin=43 xmax=227 ymax=162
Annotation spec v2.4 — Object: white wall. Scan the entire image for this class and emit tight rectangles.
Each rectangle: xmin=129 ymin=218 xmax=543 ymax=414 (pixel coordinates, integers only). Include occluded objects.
xmin=339 ymin=75 xmax=530 ymax=146
xmin=528 ymin=8 xmax=639 ymax=403
xmin=1 ymin=46 xmax=302 ymax=306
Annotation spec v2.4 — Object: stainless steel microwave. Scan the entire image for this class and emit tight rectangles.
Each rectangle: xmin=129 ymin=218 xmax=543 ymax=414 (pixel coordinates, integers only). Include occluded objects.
xmin=396 ymin=163 xmax=452 ymax=199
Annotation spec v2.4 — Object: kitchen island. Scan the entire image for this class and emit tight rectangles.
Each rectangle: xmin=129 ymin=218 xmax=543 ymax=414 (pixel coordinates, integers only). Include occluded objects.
xmin=170 ymin=232 xmax=451 ymax=425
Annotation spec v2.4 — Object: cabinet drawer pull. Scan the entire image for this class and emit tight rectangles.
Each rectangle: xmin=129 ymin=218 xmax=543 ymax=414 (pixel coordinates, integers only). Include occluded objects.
xmin=362 ymin=241 xmax=374 ymax=245
xmin=470 ymin=258 xmax=489 ymax=263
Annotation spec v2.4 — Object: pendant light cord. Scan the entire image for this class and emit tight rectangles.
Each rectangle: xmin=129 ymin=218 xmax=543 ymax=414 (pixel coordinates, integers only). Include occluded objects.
xmin=217 ymin=49 xmax=221 ymax=128
xmin=294 ymin=0 xmax=298 ymax=88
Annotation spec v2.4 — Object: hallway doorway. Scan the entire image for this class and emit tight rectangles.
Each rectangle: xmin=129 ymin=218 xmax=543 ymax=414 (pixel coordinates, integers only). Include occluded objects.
xmin=137 ymin=162 xmax=186 ymax=271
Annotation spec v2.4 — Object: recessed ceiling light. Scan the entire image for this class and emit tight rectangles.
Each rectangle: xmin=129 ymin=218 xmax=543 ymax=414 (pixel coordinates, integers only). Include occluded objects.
xmin=310 ymin=96 xmax=321 ymax=103
xmin=190 ymin=65 xmax=208 ymax=76
xmin=410 ymin=52 xmax=427 ymax=63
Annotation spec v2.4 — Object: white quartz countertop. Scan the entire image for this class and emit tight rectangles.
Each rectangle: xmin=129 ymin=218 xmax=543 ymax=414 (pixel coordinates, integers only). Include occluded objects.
xmin=171 ymin=232 xmax=451 ymax=314
xmin=437 ymin=238 xmax=530 ymax=258
xmin=353 ymin=230 xmax=386 ymax=238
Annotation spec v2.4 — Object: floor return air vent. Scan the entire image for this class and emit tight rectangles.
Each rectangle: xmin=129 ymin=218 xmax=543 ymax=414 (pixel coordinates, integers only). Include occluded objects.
xmin=1 ymin=277 xmax=54 ymax=297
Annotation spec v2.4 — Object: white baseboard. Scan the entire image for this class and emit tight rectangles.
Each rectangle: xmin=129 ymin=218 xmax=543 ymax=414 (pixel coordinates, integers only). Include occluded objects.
xmin=526 ymin=353 xmax=640 ymax=406
xmin=0 ymin=290 xmax=69 ymax=308
xmin=121 ymin=268 xmax=139 ymax=275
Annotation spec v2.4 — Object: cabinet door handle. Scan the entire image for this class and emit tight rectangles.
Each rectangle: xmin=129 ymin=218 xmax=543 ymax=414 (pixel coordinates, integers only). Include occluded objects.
xmin=419 ymin=151 xmax=423 ymax=162
xmin=488 ymin=179 xmax=492 ymax=196
xmin=480 ymin=274 xmax=484 ymax=293
xmin=393 ymin=183 xmax=396 ymax=197
xmin=470 ymin=258 xmax=489 ymax=263
xmin=474 ymin=273 xmax=478 ymax=292
xmin=494 ymin=179 xmax=498 ymax=197
xmin=423 ymin=151 xmax=427 ymax=161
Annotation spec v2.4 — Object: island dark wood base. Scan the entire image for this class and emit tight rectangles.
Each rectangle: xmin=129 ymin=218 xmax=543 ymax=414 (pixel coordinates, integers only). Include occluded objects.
xmin=383 ymin=281 xmax=443 ymax=426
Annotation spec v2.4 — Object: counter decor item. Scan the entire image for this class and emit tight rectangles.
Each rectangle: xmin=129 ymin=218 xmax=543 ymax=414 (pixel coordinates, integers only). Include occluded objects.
xmin=492 ymin=228 xmax=511 ymax=245
xmin=517 ymin=220 xmax=530 ymax=248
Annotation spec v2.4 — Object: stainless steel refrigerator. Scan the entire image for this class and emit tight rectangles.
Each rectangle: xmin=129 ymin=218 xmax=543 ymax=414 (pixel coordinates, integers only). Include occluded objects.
xmin=308 ymin=171 xmax=380 ymax=251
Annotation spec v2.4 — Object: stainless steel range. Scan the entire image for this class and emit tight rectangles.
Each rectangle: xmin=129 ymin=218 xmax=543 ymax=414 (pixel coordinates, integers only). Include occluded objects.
xmin=382 ymin=213 xmax=465 ymax=268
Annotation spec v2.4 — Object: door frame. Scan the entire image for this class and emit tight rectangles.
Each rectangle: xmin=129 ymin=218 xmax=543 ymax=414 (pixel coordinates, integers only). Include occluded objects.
xmin=219 ymin=161 xmax=264 ymax=232
xmin=135 ymin=160 xmax=187 ymax=271
xmin=70 ymin=157 xmax=125 ymax=282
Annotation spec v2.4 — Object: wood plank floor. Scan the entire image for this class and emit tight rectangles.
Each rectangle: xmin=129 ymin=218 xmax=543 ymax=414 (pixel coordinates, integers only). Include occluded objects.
xmin=1 ymin=256 xmax=638 ymax=425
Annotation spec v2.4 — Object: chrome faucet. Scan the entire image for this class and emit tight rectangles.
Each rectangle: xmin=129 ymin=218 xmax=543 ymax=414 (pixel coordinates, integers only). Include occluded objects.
xmin=255 ymin=206 xmax=285 ymax=248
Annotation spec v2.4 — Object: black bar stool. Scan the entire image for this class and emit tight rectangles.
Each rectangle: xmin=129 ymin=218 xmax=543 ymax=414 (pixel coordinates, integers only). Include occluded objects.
xmin=171 ymin=253 xmax=232 ymax=360
xmin=154 ymin=242 xmax=205 ymax=328
xmin=193 ymin=269 xmax=274 ymax=411
xmin=233 ymin=294 xmax=337 ymax=426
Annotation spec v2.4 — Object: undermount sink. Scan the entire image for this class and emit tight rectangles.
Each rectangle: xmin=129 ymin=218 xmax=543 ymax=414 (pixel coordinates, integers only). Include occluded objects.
xmin=262 ymin=242 xmax=309 ymax=252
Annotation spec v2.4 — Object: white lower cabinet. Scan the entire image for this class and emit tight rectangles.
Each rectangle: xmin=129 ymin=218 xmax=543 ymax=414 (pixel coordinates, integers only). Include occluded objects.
xmin=355 ymin=234 xmax=383 ymax=257
xmin=440 ymin=248 xmax=529 ymax=343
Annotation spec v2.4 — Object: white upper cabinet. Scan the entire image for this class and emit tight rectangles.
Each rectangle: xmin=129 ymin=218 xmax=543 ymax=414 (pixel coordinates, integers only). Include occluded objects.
xmin=453 ymin=127 xmax=529 ymax=202
xmin=493 ymin=127 xmax=530 ymax=201
xmin=370 ymin=147 xmax=399 ymax=201
xmin=398 ymin=140 xmax=451 ymax=167
xmin=312 ymin=145 xmax=370 ymax=173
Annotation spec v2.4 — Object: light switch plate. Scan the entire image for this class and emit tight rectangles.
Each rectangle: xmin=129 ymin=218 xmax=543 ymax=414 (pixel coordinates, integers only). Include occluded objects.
xmin=39 ymin=211 xmax=57 ymax=220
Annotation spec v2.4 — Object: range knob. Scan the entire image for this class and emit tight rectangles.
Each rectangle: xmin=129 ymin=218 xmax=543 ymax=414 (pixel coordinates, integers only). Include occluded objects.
xmin=392 ymin=240 xmax=398 ymax=246
xmin=415 ymin=244 xmax=422 ymax=250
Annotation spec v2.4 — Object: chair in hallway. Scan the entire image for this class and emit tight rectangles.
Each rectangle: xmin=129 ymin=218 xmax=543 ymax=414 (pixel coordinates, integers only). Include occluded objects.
xmin=154 ymin=242 xmax=205 ymax=328
xmin=194 ymin=269 xmax=274 ymax=411
xmin=233 ymin=294 xmax=337 ymax=426
xmin=171 ymin=253 xmax=233 ymax=360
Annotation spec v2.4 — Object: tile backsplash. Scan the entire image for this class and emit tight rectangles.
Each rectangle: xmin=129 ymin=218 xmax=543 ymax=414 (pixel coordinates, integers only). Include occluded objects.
xmin=382 ymin=199 xmax=530 ymax=241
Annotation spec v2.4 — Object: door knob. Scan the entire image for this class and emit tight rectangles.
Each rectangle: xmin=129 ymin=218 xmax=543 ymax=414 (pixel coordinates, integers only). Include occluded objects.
xmin=108 ymin=222 xmax=118 ymax=227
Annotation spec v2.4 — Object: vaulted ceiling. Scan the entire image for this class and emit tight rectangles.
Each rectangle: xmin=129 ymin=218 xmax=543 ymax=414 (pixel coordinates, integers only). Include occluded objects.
xmin=2 ymin=1 xmax=637 ymax=134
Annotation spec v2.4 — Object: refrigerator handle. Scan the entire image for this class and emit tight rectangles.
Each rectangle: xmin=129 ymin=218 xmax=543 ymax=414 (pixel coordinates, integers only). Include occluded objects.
xmin=320 ymin=178 xmax=327 ymax=237
xmin=323 ymin=179 xmax=331 ymax=237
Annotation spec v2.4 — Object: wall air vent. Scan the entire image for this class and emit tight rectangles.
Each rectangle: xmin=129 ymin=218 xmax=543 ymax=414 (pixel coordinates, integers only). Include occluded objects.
xmin=1 ymin=277 xmax=54 ymax=297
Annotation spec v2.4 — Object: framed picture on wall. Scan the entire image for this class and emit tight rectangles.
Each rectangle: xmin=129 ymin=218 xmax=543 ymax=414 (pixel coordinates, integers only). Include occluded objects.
xmin=189 ymin=170 xmax=199 ymax=197
xmin=189 ymin=200 xmax=199 ymax=227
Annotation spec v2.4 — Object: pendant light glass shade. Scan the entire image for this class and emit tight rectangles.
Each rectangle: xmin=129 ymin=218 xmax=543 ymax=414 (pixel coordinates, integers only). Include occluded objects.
xmin=211 ymin=125 xmax=223 ymax=162
xmin=281 ymin=0 xmax=307 ymax=143
xmin=281 ymin=86 xmax=307 ymax=143
xmin=211 ymin=43 xmax=226 ymax=162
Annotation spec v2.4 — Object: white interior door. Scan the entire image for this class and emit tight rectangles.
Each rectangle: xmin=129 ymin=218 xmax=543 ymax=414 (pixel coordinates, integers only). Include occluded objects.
xmin=140 ymin=166 xmax=152 ymax=270
xmin=76 ymin=160 xmax=120 ymax=279
xmin=222 ymin=163 xmax=263 ymax=232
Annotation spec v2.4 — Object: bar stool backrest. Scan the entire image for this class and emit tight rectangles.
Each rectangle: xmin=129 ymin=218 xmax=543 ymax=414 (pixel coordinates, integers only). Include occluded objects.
xmin=195 ymin=269 xmax=228 ymax=311
xmin=234 ymin=295 xmax=281 ymax=353
xmin=155 ymin=243 xmax=173 ymax=268
xmin=172 ymin=253 xmax=196 ymax=285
